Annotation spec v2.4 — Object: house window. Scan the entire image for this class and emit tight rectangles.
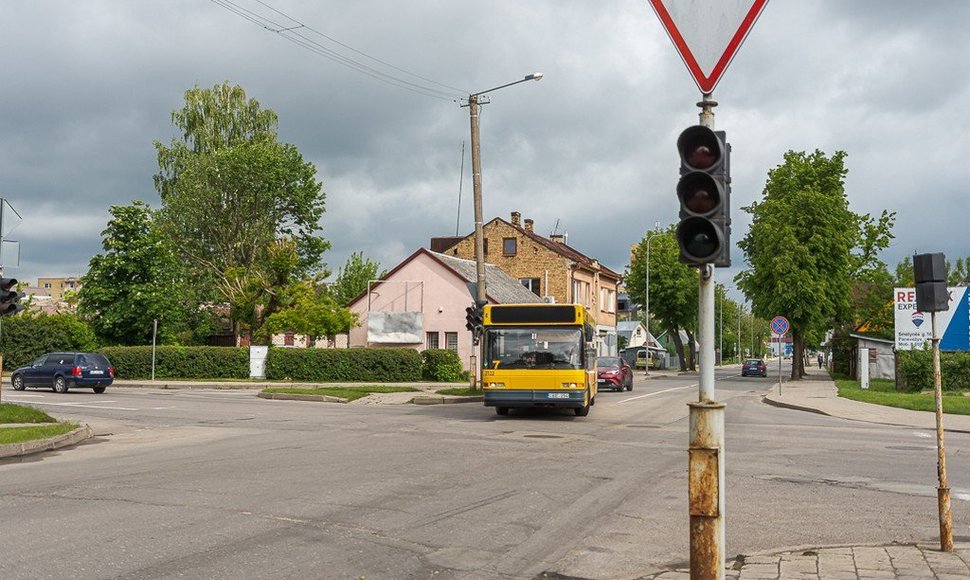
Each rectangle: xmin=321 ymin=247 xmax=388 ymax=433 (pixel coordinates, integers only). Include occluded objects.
xmin=572 ymin=280 xmax=590 ymax=306
xmin=284 ymin=331 xmax=295 ymax=346
xmin=600 ymin=288 xmax=616 ymax=313
xmin=519 ymin=277 xmax=541 ymax=296
xmin=445 ymin=332 xmax=458 ymax=353
xmin=426 ymin=332 xmax=440 ymax=350
xmin=44 ymin=283 xmax=51 ymax=289
xmin=483 ymin=238 xmax=489 ymax=257
xmin=503 ymin=237 xmax=517 ymax=256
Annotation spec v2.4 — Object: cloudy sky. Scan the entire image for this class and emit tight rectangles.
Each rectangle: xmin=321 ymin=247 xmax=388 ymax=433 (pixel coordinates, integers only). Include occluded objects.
xmin=2 ymin=1 xmax=967 ymax=300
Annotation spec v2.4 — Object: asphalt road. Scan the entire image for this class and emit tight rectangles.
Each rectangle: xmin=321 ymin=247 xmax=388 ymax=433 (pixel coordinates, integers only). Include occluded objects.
xmin=2 ymin=365 xmax=968 ymax=579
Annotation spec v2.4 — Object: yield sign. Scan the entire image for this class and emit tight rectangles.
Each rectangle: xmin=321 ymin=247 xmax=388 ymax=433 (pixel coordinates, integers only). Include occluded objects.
xmin=648 ymin=0 xmax=769 ymax=94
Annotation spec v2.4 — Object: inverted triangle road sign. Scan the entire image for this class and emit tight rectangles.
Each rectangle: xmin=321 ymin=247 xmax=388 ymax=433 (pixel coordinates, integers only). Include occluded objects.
xmin=648 ymin=0 xmax=769 ymax=94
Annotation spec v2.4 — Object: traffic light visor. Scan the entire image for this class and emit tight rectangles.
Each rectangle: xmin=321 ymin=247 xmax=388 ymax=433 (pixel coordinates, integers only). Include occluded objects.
xmin=677 ymin=217 xmax=722 ymax=262
xmin=677 ymin=126 xmax=723 ymax=171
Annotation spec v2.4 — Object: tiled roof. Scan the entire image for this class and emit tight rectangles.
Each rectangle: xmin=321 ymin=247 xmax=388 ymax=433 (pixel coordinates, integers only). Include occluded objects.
xmin=430 ymin=251 xmax=544 ymax=304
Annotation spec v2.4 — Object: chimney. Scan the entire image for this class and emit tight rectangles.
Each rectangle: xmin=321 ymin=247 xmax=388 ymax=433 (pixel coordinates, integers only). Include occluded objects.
xmin=524 ymin=218 xmax=534 ymax=233
xmin=550 ymin=234 xmax=564 ymax=244
xmin=511 ymin=211 xmax=521 ymax=227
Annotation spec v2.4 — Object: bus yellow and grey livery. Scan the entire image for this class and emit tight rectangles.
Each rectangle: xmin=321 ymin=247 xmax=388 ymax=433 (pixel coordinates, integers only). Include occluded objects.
xmin=480 ymin=303 xmax=598 ymax=417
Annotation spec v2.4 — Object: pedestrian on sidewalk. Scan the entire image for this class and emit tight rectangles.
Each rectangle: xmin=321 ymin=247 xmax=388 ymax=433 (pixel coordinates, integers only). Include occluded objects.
xmin=817 ymin=352 xmax=824 ymax=368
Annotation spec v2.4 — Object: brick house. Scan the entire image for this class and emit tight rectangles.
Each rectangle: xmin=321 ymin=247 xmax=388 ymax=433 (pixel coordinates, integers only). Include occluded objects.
xmin=431 ymin=211 xmax=621 ymax=355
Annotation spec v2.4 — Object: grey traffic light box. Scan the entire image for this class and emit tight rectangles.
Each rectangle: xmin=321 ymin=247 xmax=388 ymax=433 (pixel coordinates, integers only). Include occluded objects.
xmin=913 ymin=253 xmax=949 ymax=312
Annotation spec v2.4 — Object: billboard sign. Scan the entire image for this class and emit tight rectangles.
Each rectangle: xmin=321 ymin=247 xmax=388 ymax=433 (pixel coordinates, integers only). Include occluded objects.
xmin=894 ymin=287 xmax=970 ymax=351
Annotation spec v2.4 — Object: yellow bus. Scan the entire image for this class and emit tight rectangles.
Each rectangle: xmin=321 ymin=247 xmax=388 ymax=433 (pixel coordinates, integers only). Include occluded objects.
xmin=480 ymin=303 xmax=598 ymax=417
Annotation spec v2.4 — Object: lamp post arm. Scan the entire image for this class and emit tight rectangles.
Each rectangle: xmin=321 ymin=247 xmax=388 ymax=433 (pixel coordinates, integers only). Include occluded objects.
xmin=470 ymin=73 xmax=543 ymax=98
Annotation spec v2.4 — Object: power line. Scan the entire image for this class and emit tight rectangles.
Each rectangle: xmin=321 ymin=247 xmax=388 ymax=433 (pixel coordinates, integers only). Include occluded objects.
xmin=209 ymin=0 xmax=467 ymax=101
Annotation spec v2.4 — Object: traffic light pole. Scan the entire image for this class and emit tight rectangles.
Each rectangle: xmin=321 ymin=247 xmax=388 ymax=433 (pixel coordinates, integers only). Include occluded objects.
xmin=687 ymin=94 xmax=726 ymax=580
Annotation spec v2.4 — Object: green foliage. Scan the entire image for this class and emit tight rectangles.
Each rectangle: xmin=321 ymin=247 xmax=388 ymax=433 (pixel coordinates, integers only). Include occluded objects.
xmin=829 ymin=330 xmax=856 ymax=377
xmin=154 ymin=82 xmax=330 ymax=340
xmin=264 ymin=279 xmax=357 ymax=344
xmin=898 ymin=350 xmax=970 ymax=393
xmin=77 ymin=201 xmax=194 ymax=345
xmin=330 ymin=252 xmax=386 ymax=306
xmin=0 ymin=313 xmax=97 ymax=369
xmin=737 ymin=149 xmax=895 ymax=377
xmin=99 ymin=346 xmax=250 ymax=379
xmin=266 ymin=348 xmax=422 ymax=382
xmin=625 ymin=227 xmax=698 ymax=370
xmin=421 ymin=349 xmax=465 ymax=382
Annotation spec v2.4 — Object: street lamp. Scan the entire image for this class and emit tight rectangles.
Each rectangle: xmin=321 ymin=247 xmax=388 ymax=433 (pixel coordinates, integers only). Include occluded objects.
xmin=644 ymin=222 xmax=660 ymax=375
xmin=464 ymin=73 xmax=543 ymax=307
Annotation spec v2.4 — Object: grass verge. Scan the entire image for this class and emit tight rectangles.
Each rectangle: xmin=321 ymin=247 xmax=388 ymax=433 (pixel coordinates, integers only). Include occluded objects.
xmin=261 ymin=386 xmax=420 ymax=401
xmin=835 ymin=378 xmax=970 ymax=415
xmin=0 ymin=423 xmax=79 ymax=445
xmin=0 ymin=403 xmax=58 ymax=424
xmin=435 ymin=388 xmax=482 ymax=396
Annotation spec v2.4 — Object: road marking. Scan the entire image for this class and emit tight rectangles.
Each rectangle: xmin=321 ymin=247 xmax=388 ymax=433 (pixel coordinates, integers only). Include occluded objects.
xmin=618 ymin=384 xmax=696 ymax=404
xmin=3 ymin=399 xmax=139 ymax=411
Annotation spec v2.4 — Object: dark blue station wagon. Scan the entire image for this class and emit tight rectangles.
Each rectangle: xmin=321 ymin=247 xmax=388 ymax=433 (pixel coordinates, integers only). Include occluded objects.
xmin=11 ymin=352 xmax=114 ymax=394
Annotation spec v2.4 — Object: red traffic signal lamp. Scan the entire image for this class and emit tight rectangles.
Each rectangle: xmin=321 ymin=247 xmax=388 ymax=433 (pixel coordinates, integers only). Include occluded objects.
xmin=675 ymin=126 xmax=731 ymax=267
xmin=0 ymin=277 xmax=25 ymax=316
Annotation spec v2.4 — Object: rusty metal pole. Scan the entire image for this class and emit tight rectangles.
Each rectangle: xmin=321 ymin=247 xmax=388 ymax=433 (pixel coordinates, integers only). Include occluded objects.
xmin=932 ymin=311 xmax=953 ymax=551
xmin=687 ymin=93 xmax=725 ymax=580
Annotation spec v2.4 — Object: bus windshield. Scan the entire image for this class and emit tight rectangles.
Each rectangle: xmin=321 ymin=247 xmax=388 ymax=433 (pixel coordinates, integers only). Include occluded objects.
xmin=483 ymin=326 xmax=583 ymax=370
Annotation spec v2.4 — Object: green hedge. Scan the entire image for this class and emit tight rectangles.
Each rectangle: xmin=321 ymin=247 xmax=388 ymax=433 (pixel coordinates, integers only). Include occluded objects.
xmin=421 ymin=349 xmax=466 ymax=382
xmin=0 ymin=314 xmax=97 ymax=369
xmin=68 ymin=345 xmax=430 ymax=382
xmin=898 ymin=350 xmax=970 ymax=392
xmin=100 ymin=346 xmax=250 ymax=380
xmin=266 ymin=347 xmax=422 ymax=382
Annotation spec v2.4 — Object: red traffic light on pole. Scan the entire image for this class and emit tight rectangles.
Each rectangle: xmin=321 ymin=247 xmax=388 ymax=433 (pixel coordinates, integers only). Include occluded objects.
xmin=675 ymin=126 xmax=731 ymax=267
xmin=0 ymin=277 xmax=25 ymax=317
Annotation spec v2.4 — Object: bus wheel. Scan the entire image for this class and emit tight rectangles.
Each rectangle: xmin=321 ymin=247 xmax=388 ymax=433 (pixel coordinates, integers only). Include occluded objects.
xmin=574 ymin=404 xmax=590 ymax=417
xmin=496 ymin=407 xmax=509 ymax=416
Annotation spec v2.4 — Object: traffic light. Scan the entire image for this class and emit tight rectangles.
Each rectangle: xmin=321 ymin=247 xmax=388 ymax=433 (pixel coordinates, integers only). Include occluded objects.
xmin=675 ymin=125 xmax=731 ymax=267
xmin=0 ymin=277 xmax=24 ymax=316
xmin=465 ymin=304 xmax=484 ymax=344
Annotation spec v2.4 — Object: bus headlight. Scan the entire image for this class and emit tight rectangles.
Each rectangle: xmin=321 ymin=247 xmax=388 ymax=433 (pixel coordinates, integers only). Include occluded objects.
xmin=561 ymin=382 xmax=579 ymax=389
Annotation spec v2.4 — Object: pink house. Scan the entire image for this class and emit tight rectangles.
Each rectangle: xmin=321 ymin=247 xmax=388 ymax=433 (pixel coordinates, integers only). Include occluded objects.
xmin=346 ymin=248 xmax=542 ymax=369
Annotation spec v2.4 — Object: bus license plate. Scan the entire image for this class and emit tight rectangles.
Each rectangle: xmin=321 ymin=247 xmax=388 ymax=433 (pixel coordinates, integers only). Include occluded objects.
xmin=547 ymin=392 xmax=569 ymax=399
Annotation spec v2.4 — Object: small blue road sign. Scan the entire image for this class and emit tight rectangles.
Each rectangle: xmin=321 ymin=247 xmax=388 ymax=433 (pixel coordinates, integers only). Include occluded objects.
xmin=770 ymin=316 xmax=789 ymax=336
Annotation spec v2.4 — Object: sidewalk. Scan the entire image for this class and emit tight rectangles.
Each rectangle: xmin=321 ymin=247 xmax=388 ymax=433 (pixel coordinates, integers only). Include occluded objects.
xmin=702 ymin=363 xmax=970 ymax=579
xmin=763 ymin=365 xmax=970 ymax=433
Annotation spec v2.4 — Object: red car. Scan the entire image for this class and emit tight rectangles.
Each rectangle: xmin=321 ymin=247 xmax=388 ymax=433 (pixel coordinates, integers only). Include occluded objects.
xmin=596 ymin=356 xmax=633 ymax=392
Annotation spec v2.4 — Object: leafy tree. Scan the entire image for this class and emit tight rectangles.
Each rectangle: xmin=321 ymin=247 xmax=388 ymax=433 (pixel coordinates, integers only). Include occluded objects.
xmin=625 ymin=227 xmax=698 ymax=370
xmin=264 ymin=281 xmax=358 ymax=344
xmin=737 ymin=150 xmax=895 ymax=379
xmin=850 ymin=264 xmax=895 ymax=340
xmin=330 ymin=252 xmax=386 ymax=306
xmin=77 ymin=201 xmax=191 ymax=345
xmin=894 ymin=256 xmax=914 ymax=286
xmin=947 ymin=257 xmax=970 ymax=286
xmin=154 ymin=82 xmax=329 ymax=340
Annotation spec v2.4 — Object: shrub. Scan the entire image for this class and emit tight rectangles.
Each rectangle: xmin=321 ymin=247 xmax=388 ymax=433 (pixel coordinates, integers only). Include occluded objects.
xmin=99 ymin=346 xmax=249 ymax=379
xmin=898 ymin=349 xmax=970 ymax=392
xmin=0 ymin=313 xmax=97 ymax=369
xmin=421 ymin=349 xmax=465 ymax=382
xmin=266 ymin=348 xmax=423 ymax=382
